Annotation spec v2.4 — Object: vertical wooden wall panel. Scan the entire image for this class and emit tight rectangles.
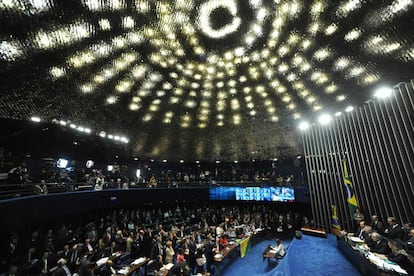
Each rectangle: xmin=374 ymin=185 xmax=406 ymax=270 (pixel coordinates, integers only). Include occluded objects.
xmin=304 ymin=81 xmax=414 ymax=230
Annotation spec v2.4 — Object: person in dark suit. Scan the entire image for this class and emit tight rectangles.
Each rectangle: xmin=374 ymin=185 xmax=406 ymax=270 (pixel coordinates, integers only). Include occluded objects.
xmin=68 ymin=244 xmax=81 ymax=272
xmin=386 ymin=240 xmax=412 ymax=270
xmin=57 ymin=245 xmax=71 ymax=261
xmin=78 ymin=255 xmax=92 ymax=276
xmin=104 ymin=241 xmax=119 ymax=257
xmin=369 ymin=232 xmax=390 ymax=254
xmin=151 ymin=236 xmax=164 ymax=260
xmin=405 ymin=228 xmax=414 ymax=255
xmin=355 ymin=220 xmax=367 ymax=240
xmin=384 ymin=217 xmax=403 ymax=240
xmin=99 ymin=259 xmax=117 ymax=276
xmin=361 ymin=226 xmax=374 ymax=247
xmin=400 ymin=223 xmax=413 ymax=242
xmin=39 ymin=252 xmax=53 ymax=275
xmin=203 ymin=235 xmax=215 ymax=274
xmin=54 ymin=258 xmax=72 ymax=276
xmin=370 ymin=215 xmax=385 ymax=234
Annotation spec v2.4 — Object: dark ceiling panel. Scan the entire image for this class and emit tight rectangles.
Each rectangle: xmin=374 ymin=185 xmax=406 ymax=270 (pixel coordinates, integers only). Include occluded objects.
xmin=0 ymin=0 xmax=413 ymax=161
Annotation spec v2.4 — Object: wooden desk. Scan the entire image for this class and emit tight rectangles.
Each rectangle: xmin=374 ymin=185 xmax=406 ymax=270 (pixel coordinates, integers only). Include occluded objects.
xmin=300 ymin=226 xmax=327 ymax=238
xmin=214 ymin=243 xmax=238 ymax=262
xmin=338 ymin=238 xmax=408 ymax=275
xmin=117 ymin=257 xmax=149 ymax=276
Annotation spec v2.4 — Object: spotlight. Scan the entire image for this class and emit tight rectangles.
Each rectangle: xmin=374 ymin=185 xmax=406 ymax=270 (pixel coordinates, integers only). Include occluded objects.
xmin=30 ymin=116 xmax=41 ymax=122
xmin=107 ymin=165 xmax=114 ymax=172
xmin=345 ymin=106 xmax=354 ymax=112
xmin=374 ymin=87 xmax=393 ymax=99
xmin=86 ymin=160 xmax=94 ymax=168
xmin=215 ymin=160 xmax=221 ymax=164
xmin=180 ymin=160 xmax=184 ymax=163
xmin=57 ymin=158 xmax=69 ymax=169
xmin=298 ymin=121 xmax=310 ymax=130
xmin=318 ymin=114 xmax=332 ymax=125
xmin=162 ymin=159 xmax=167 ymax=163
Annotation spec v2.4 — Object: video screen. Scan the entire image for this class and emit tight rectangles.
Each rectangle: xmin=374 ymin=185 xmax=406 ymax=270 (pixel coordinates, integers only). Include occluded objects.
xmin=209 ymin=187 xmax=295 ymax=202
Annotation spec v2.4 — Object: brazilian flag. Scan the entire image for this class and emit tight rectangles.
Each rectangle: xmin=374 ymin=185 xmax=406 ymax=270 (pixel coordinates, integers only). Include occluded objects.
xmin=331 ymin=205 xmax=341 ymax=230
xmin=343 ymin=159 xmax=358 ymax=216
xmin=240 ymin=236 xmax=251 ymax=258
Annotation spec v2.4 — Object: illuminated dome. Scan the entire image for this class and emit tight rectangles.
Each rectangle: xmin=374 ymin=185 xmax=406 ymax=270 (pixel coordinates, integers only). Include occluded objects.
xmin=0 ymin=0 xmax=413 ymax=160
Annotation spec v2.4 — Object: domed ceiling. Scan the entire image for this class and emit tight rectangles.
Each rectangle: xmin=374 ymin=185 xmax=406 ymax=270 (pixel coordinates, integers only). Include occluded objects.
xmin=0 ymin=0 xmax=413 ymax=161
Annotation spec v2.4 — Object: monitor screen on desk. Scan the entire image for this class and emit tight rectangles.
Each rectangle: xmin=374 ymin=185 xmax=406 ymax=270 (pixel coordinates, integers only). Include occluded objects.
xmin=209 ymin=187 xmax=295 ymax=202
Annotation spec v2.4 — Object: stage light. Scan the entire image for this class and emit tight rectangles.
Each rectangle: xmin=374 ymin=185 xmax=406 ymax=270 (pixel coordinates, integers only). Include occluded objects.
xmin=57 ymin=158 xmax=69 ymax=169
xmin=107 ymin=165 xmax=114 ymax=172
xmin=162 ymin=159 xmax=167 ymax=163
xmin=318 ymin=114 xmax=332 ymax=125
xmin=215 ymin=160 xmax=221 ymax=164
xmin=374 ymin=87 xmax=393 ymax=99
xmin=136 ymin=169 xmax=141 ymax=178
xmin=86 ymin=160 xmax=94 ymax=168
xmin=30 ymin=116 xmax=41 ymax=122
xmin=180 ymin=160 xmax=184 ymax=163
xmin=345 ymin=106 xmax=354 ymax=112
xmin=298 ymin=121 xmax=310 ymax=130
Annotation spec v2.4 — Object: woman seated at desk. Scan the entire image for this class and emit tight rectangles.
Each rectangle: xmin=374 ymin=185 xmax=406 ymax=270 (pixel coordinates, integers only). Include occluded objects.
xmin=373 ymin=240 xmax=413 ymax=271
xmin=219 ymin=234 xmax=229 ymax=248
xmin=263 ymin=239 xmax=285 ymax=260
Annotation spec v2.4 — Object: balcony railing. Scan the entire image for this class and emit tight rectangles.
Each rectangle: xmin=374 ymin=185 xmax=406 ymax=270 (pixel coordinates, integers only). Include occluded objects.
xmin=0 ymin=179 xmax=305 ymax=200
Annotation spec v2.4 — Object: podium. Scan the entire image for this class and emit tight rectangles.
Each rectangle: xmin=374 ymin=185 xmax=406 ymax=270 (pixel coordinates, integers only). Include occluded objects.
xmin=300 ymin=226 xmax=327 ymax=238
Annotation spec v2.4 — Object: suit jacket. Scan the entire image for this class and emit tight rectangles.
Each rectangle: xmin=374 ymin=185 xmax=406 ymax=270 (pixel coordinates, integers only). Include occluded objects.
xmin=53 ymin=265 xmax=71 ymax=276
xmin=406 ymin=237 xmax=414 ymax=254
xmin=371 ymin=221 xmax=385 ymax=234
xmin=385 ymin=224 xmax=403 ymax=240
xmin=370 ymin=239 xmax=390 ymax=254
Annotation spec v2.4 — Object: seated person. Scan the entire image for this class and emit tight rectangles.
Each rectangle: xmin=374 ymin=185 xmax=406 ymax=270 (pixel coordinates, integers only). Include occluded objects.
xmin=374 ymin=240 xmax=413 ymax=270
xmin=263 ymin=239 xmax=285 ymax=260
xmin=362 ymin=226 xmax=374 ymax=247
xmin=368 ymin=232 xmax=390 ymax=254
xmin=176 ymin=248 xmax=185 ymax=263
xmin=167 ymin=261 xmax=190 ymax=276
xmin=384 ymin=217 xmax=403 ymax=240
xmin=406 ymin=228 xmax=414 ymax=255
xmin=219 ymin=234 xmax=229 ymax=247
xmin=371 ymin=215 xmax=385 ymax=234
xmin=387 ymin=240 xmax=413 ymax=269
xmin=100 ymin=259 xmax=117 ymax=276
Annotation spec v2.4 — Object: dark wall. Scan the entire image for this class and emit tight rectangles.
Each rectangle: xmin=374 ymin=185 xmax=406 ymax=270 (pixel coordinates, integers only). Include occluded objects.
xmin=0 ymin=187 xmax=310 ymax=233
xmin=303 ymin=80 xmax=414 ymax=230
xmin=0 ymin=188 xmax=207 ymax=233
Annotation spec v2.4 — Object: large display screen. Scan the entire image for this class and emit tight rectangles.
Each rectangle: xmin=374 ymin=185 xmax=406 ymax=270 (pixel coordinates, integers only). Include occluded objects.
xmin=209 ymin=187 xmax=295 ymax=202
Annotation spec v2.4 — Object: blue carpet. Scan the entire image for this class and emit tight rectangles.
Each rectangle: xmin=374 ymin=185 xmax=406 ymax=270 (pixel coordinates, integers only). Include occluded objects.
xmin=220 ymin=234 xmax=361 ymax=276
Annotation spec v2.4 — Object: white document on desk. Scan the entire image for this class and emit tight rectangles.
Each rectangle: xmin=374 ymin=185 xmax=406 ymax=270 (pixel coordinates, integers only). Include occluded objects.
xmin=348 ymin=236 xmax=364 ymax=243
xmin=117 ymin=268 xmax=130 ymax=275
xmin=132 ymin=257 xmax=146 ymax=265
xmin=367 ymin=253 xmax=408 ymax=275
xmin=96 ymin=257 xmax=109 ymax=266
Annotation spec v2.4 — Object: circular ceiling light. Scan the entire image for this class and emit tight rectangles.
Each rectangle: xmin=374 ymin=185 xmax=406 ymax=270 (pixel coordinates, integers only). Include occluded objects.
xmin=318 ymin=114 xmax=332 ymax=125
xmin=86 ymin=160 xmax=94 ymax=168
xmin=298 ymin=121 xmax=310 ymax=131
xmin=374 ymin=87 xmax=393 ymax=99
xmin=198 ymin=0 xmax=242 ymax=39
